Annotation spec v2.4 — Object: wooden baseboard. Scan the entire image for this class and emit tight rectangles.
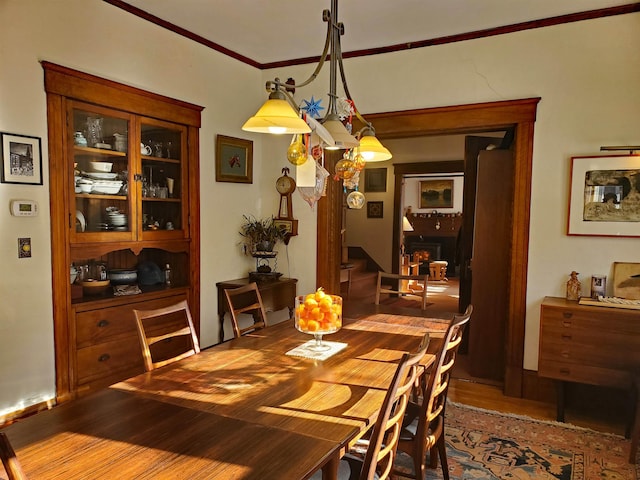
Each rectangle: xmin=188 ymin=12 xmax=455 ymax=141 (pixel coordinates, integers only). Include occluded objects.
xmin=0 ymin=398 xmax=56 ymax=427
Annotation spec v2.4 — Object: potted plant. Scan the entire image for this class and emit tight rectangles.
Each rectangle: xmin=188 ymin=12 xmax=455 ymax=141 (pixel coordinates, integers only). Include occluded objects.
xmin=239 ymin=215 xmax=287 ymax=254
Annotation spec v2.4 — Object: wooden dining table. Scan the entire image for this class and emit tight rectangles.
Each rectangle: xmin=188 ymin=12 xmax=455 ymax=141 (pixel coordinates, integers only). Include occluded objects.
xmin=1 ymin=311 xmax=451 ymax=480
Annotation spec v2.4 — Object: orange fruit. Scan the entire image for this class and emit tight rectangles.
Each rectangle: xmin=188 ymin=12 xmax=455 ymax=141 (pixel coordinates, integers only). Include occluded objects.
xmin=304 ymin=297 xmax=318 ymax=309
xmin=319 ymin=297 xmax=332 ymax=312
xmin=307 ymin=320 xmax=319 ymax=332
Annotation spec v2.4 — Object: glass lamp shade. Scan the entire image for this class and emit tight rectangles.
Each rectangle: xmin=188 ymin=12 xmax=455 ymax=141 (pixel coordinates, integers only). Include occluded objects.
xmin=358 ymin=134 xmax=392 ymax=162
xmin=322 ymin=114 xmax=359 ymax=150
xmin=402 ymin=215 xmax=414 ymax=232
xmin=242 ymin=98 xmax=311 ymax=135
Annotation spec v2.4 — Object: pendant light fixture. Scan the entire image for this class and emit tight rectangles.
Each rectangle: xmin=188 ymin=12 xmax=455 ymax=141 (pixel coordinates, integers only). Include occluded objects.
xmin=242 ymin=0 xmax=391 ymax=160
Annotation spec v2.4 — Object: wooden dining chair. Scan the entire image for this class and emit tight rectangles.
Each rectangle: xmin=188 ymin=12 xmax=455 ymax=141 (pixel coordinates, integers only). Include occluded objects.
xmin=394 ymin=305 xmax=473 ymax=480
xmin=224 ymin=282 xmax=269 ymax=339
xmin=375 ymin=272 xmax=429 ymax=310
xmin=133 ymin=299 xmax=200 ymax=371
xmin=311 ymin=333 xmax=430 ymax=480
xmin=0 ymin=432 xmax=27 ymax=480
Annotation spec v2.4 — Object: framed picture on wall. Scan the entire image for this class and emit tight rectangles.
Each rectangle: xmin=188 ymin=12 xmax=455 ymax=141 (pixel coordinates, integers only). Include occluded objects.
xmin=215 ymin=134 xmax=253 ymax=183
xmin=567 ymin=154 xmax=640 ymax=237
xmin=364 ymin=168 xmax=387 ymax=192
xmin=367 ymin=201 xmax=383 ymax=218
xmin=419 ymin=179 xmax=453 ymax=208
xmin=1 ymin=132 xmax=43 ymax=185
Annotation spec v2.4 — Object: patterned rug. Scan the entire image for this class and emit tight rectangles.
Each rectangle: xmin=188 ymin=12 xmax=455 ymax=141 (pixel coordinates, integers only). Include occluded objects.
xmin=394 ymin=402 xmax=638 ymax=479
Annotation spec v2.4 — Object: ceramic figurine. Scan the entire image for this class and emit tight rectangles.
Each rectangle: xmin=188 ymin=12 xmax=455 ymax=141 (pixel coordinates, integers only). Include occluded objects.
xmin=566 ymin=271 xmax=582 ymax=301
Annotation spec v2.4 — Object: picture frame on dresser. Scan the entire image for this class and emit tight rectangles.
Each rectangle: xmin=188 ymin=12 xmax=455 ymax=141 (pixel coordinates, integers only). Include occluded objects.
xmin=0 ymin=132 xmax=43 ymax=185
xmin=567 ymin=154 xmax=640 ymax=237
xmin=215 ymin=134 xmax=253 ymax=184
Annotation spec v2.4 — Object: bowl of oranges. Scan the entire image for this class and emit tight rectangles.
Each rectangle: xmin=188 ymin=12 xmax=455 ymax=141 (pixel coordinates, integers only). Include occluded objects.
xmin=295 ymin=288 xmax=342 ymax=351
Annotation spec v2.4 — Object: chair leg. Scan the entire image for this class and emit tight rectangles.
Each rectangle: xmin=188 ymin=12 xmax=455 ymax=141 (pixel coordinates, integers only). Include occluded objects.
xmin=437 ymin=434 xmax=450 ymax=480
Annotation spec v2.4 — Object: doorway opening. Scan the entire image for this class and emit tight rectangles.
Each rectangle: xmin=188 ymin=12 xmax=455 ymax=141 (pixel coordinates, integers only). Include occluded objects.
xmin=317 ymin=97 xmax=540 ymax=397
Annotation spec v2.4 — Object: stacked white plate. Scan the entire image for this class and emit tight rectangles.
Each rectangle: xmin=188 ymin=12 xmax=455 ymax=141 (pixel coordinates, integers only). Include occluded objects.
xmin=92 ymin=180 xmax=123 ymax=195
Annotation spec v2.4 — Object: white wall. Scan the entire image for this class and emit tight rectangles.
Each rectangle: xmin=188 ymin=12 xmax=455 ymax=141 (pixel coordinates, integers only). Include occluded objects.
xmin=0 ymin=1 xmax=639 ymax=416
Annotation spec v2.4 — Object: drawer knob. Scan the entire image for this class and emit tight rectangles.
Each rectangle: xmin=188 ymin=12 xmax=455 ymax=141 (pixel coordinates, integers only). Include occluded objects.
xmin=561 ymin=334 xmax=572 ymax=340
xmin=98 ymin=353 xmax=111 ymax=362
xmin=560 ymin=368 xmax=570 ymax=375
xmin=561 ymin=350 xmax=570 ymax=358
xmin=562 ymin=312 xmax=573 ymax=319
xmin=562 ymin=321 xmax=572 ymax=327
xmin=97 ymin=319 xmax=109 ymax=328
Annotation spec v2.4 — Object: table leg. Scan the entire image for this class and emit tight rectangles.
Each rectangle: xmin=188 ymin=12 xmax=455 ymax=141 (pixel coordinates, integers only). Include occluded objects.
xmin=321 ymin=455 xmax=339 ymax=480
xmin=218 ymin=313 xmax=225 ymax=343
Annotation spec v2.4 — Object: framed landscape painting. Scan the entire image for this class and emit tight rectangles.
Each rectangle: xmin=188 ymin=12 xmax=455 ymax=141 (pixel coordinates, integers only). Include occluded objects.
xmin=567 ymin=154 xmax=640 ymax=237
xmin=419 ymin=179 xmax=453 ymax=209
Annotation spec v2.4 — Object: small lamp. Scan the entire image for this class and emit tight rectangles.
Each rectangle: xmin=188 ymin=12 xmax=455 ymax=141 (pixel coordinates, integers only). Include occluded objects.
xmin=242 ymin=86 xmax=311 ymax=135
xmin=356 ymin=126 xmax=392 ymax=162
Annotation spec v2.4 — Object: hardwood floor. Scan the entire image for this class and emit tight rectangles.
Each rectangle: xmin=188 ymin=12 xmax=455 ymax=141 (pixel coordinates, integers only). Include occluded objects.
xmin=343 ymin=263 xmax=630 ymax=437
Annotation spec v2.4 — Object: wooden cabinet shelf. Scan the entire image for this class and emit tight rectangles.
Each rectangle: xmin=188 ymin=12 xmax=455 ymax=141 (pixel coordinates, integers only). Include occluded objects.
xmin=44 ymin=61 xmax=202 ymax=401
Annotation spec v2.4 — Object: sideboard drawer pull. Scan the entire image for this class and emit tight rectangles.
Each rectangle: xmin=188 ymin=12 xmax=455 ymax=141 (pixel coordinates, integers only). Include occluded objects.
xmin=561 ymin=350 xmax=570 ymax=358
xmin=562 ymin=320 xmax=572 ymax=327
xmin=98 ymin=353 xmax=111 ymax=362
xmin=559 ymin=368 xmax=571 ymax=375
xmin=561 ymin=334 xmax=572 ymax=341
xmin=562 ymin=312 xmax=573 ymax=319
xmin=97 ymin=319 xmax=109 ymax=328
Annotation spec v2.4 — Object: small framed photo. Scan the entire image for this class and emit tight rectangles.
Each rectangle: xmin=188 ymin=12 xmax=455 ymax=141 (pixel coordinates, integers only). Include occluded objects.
xmin=364 ymin=168 xmax=387 ymax=192
xmin=367 ymin=201 xmax=383 ymax=219
xmin=420 ymin=179 xmax=453 ymax=209
xmin=567 ymin=155 xmax=640 ymax=237
xmin=215 ymin=134 xmax=253 ymax=183
xmin=1 ymin=132 xmax=43 ymax=185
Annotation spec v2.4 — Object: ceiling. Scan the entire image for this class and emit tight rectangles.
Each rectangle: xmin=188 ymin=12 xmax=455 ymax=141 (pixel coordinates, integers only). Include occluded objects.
xmin=118 ymin=0 xmax=636 ymax=66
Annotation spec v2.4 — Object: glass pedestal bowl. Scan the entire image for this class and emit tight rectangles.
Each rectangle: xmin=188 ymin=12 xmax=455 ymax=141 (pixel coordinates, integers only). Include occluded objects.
xmin=294 ymin=292 xmax=342 ymax=352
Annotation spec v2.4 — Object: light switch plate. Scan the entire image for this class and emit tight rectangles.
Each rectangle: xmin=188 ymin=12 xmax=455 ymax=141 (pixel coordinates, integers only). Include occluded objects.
xmin=18 ymin=237 xmax=31 ymax=258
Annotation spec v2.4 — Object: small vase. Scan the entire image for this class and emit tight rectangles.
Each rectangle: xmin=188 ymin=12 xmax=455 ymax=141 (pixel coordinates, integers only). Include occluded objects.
xmin=255 ymin=241 xmax=274 ymax=252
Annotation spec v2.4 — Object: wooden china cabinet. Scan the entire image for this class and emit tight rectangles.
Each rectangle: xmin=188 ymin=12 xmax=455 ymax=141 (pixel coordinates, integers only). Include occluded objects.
xmin=43 ymin=62 xmax=203 ymax=402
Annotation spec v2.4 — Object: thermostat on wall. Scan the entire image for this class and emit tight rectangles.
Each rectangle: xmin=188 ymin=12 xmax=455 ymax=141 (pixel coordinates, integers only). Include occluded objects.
xmin=10 ymin=199 xmax=38 ymax=217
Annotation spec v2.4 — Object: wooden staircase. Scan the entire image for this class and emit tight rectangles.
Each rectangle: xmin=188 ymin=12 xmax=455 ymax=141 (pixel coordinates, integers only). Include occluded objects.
xmin=340 ymin=258 xmax=378 ymax=302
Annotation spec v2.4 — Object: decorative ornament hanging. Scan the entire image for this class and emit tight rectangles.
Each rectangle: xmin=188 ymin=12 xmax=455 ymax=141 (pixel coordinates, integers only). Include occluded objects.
xmin=301 ymin=96 xmax=325 ymax=119
xmin=298 ymin=160 xmax=331 ymax=210
xmin=334 ymin=151 xmax=356 ymax=180
xmin=351 ymin=151 xmax=365 ymax=172
xmin=336 ymin=97 xmax=355 ymax=121
xmin=342 ymin=169 xmax=360 ymax=190
xmin=287 ymin=133 xmax=308 ymax=165
xmin=346 ymin=189 xmax=365 ymax=209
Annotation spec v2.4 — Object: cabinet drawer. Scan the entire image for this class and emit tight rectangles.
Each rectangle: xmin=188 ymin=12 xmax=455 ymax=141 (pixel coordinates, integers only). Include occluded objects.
xmin=541 ymin=305 xmax=640 ymax=335
xmin=75 ymin=294 xmax=187 ymax=347
xmin=76 ymin=337 xmax=144 ymax=385
xmin=538 ymin=359 xmax=631 ymax=388
xmin=539 ymin=341 xmax=639 ymax=371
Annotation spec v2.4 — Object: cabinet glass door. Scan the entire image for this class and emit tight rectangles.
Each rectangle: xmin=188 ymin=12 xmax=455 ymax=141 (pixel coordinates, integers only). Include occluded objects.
xmin=140 ymin=118 xmax=187 ymax=239
xmin=70 ymin=102 xmax=134 ymax=242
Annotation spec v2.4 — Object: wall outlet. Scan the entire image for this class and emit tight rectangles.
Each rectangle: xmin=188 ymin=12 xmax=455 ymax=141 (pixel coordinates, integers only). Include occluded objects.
xmin=18 ymin=237 xmax=31 ymax=258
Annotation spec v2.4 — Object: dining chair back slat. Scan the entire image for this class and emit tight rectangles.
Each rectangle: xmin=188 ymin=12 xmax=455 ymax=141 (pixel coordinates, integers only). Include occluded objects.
xmin=133 ymin=299 xmax=200 ymax=371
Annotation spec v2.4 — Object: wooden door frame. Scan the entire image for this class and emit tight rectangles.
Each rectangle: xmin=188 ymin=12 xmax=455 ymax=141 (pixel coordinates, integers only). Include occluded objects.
xmin=317 ymin=97 xmax=540 ymax=397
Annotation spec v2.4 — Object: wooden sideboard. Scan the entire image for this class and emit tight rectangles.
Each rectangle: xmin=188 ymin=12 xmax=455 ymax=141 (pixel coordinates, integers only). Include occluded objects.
xmin=538 ymin=296 xmax=640 ymax=422
xmin=216 ymin=277 xmax=298 ymax=342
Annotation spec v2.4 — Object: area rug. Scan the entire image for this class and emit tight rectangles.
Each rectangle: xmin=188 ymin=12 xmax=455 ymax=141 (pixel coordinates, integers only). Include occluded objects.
xmin=394 ymin=402 xmax=638 ymax=479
